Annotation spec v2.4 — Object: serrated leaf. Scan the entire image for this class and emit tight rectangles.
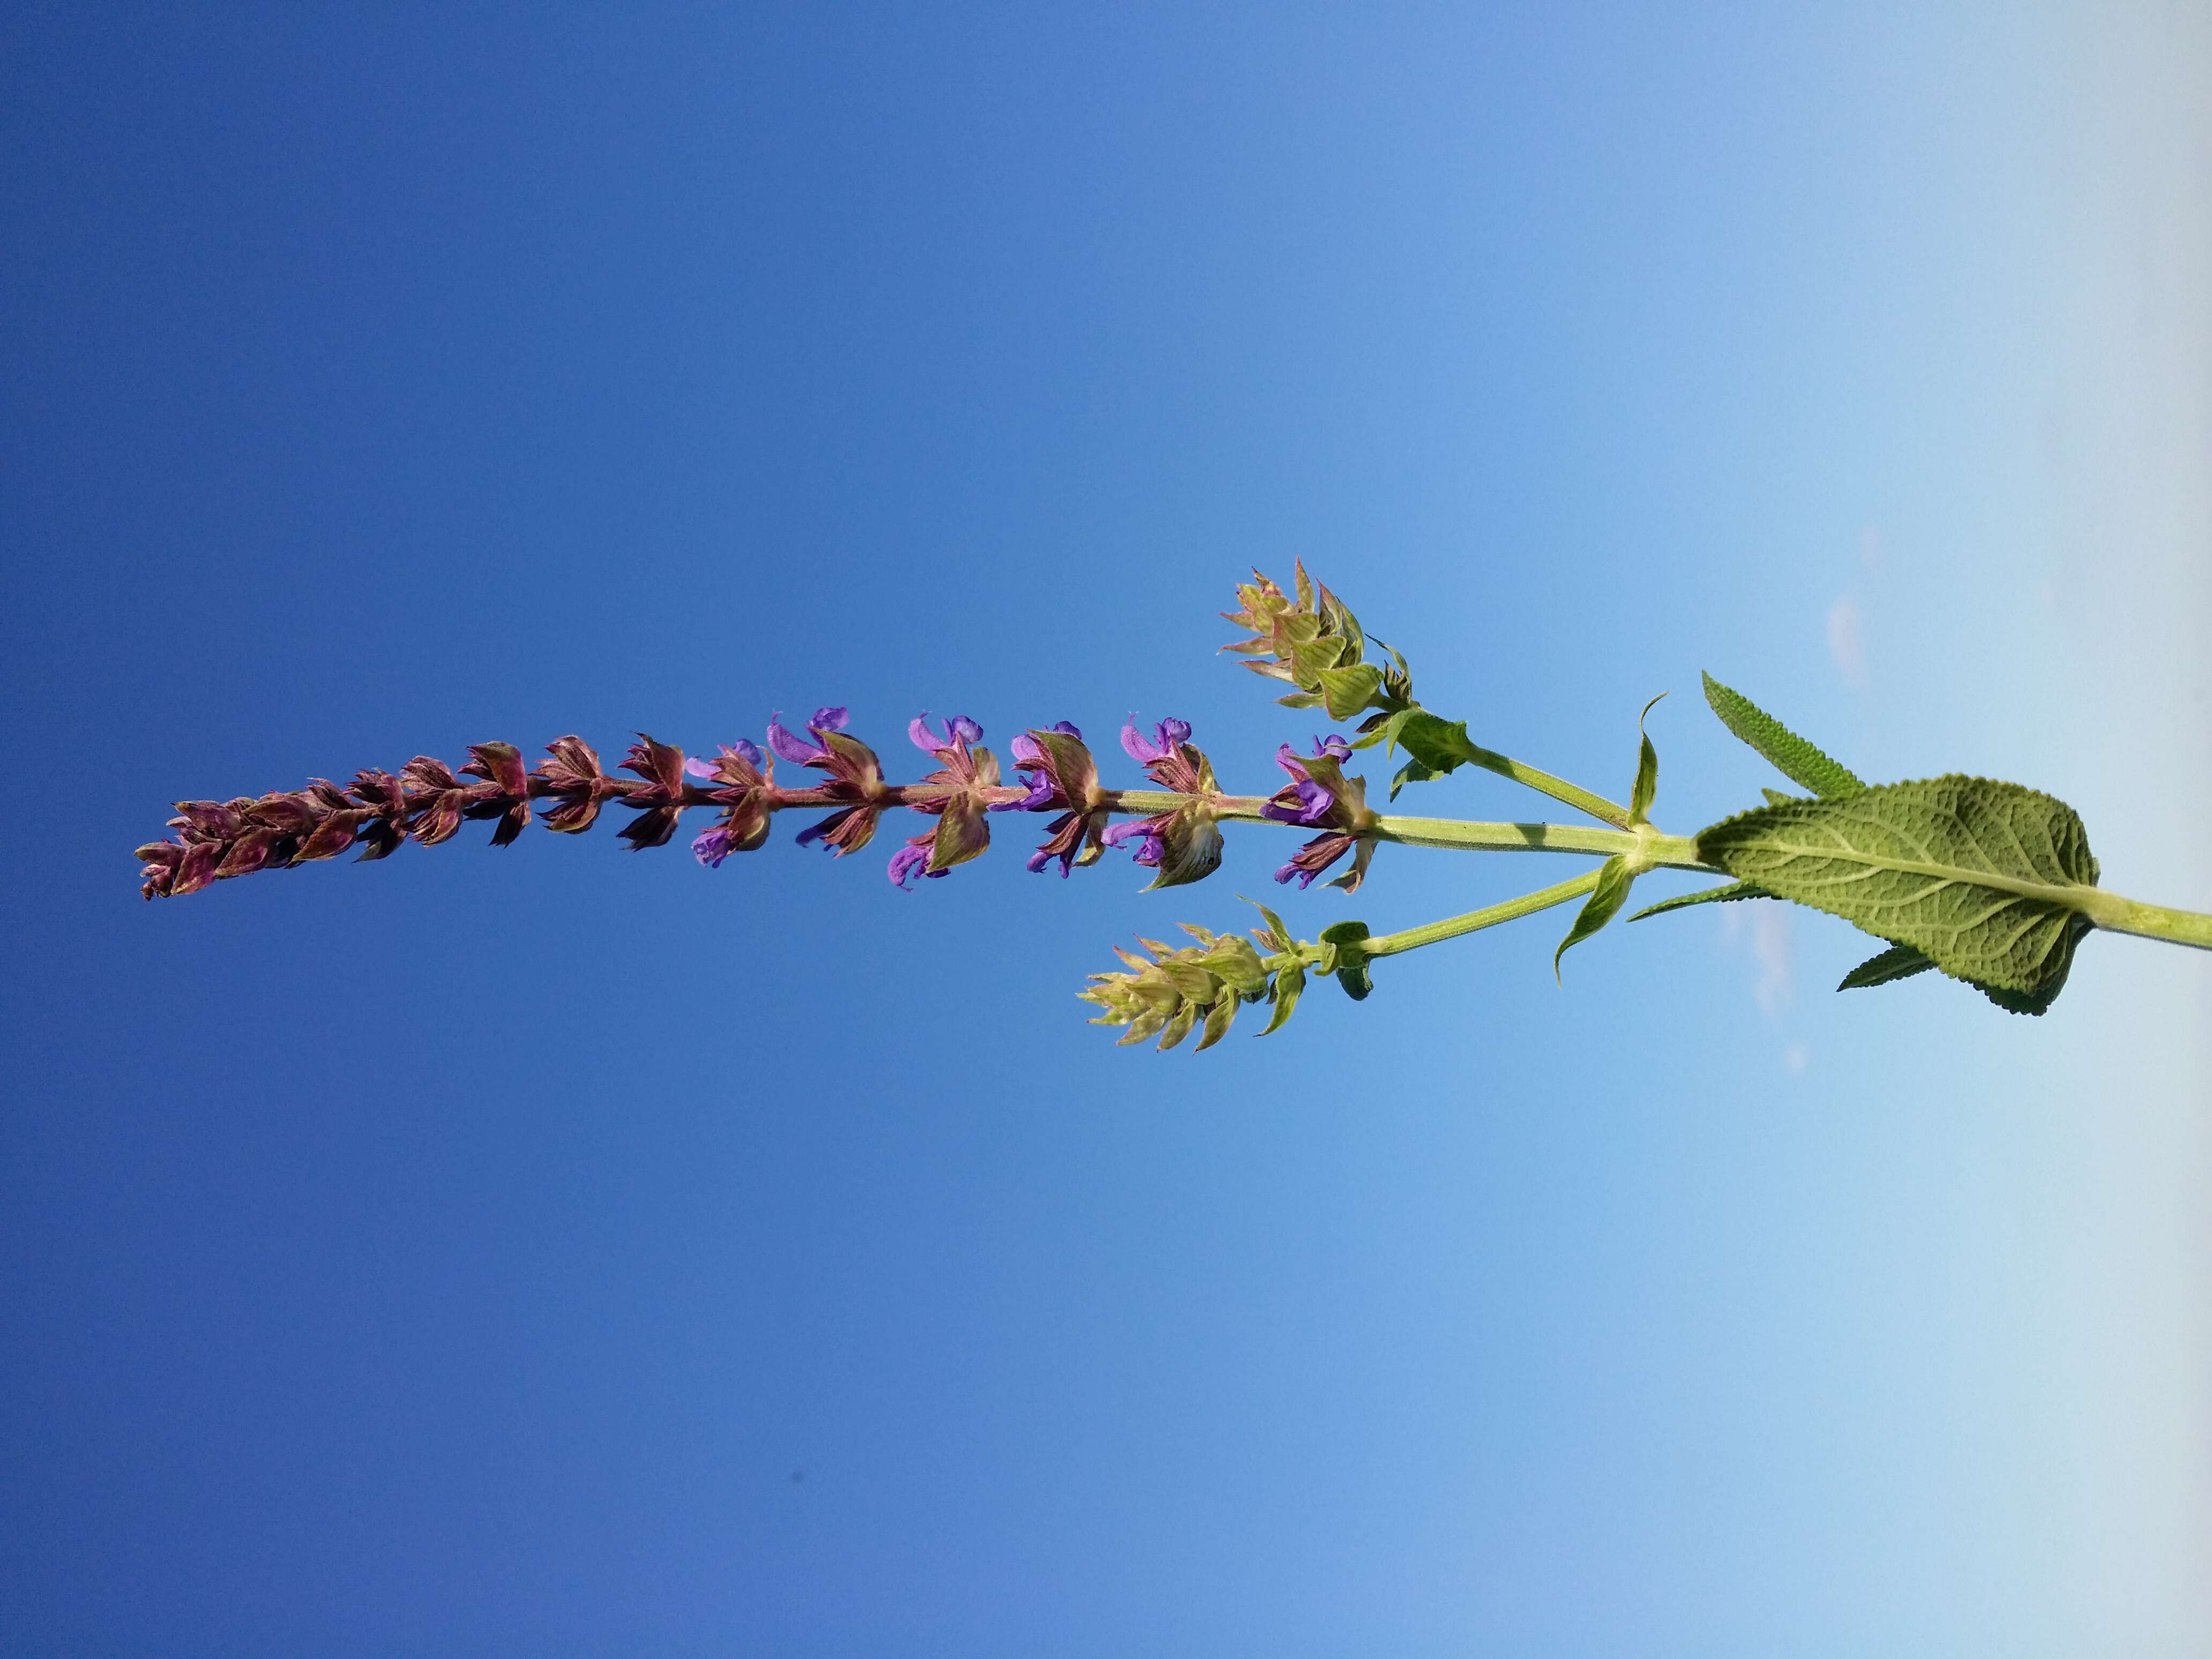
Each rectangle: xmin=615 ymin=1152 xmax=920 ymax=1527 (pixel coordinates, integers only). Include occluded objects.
xmin=1626 ymin=879 xmax=1773 ymax=922
xmin=1628 ymin=693 xmax=1665 ymax=824
xmin=1701 ymin=672 xmax=1865 ymax=797
xmin=1837 ymin=942 xmax=1938 ymax=990
xmin=1762 ymin=788 xmax=1802 ymax=807
xmin=1695 ymin=776 xmax=2099 ymax=997
xmin=1836 ymin=919 xmax=2090 ymax=1017
xmin=1553 ymin=855 xmax=1635 ymax=981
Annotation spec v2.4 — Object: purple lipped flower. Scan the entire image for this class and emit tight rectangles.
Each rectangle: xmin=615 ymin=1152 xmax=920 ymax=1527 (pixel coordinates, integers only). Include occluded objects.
xmin=997 ymin=723 xmax=1083 ymax=813
xmin=887 ymin=842 xmax=932 ymax=889
xmin=1102 ymin=816 xmax=1167 ymax=866
xmin=999 ymin=722 xmax=1107 ymax=876
xmin=693 ymin=826 xmax=738 ymax=868
xmin=1120 ymin=715 xmax=1192 ymax=765
xmin=908 ymin=712 xmax=985 ymax=755
xmin=684 ymin=737 xmax=764 ymax=780
xmin=767 ymin=706 xmax=849 ymax=765
xmin=1273 ymin=829 xmax=1377 ymax=893
xmin=1262 ymin=735 xmax=1359 ymax=829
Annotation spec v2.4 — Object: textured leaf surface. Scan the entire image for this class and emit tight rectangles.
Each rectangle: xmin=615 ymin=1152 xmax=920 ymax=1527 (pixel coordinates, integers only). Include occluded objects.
xmin=1837 ymin=942 xmax=1938 ymax=990
xmin=1553 ymin=855 xmax=1634 ymax=980
xmin=1626 ymin=879 xmax=1772 ymax=922
xmin=1628 ymin=694 xmax=1664 ymax=825
xmin=1696 ymin=776 xmax=2099 ymax=994
xmin=1701 ymin=673 xmax=1865 ymax=797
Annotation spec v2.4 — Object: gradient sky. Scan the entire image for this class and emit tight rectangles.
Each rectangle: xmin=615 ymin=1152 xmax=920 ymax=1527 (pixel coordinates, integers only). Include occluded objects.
xmin=4 ymin=4 xmax=2208 ymax=1654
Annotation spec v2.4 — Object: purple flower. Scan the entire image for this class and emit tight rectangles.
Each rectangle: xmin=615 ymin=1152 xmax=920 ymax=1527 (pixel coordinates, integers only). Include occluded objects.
xmin=684 ymin=737 xmax=765 ymax=780
xmin=908 ymin=712 xmax=985 ymax=754
xmin=997 ymin=723 xmax=1082 ymax=812
xmin=1261 ymin=736 xmax=1354 ymax=827
xmin=887 ymin=843 xmax=932 ymax=888
xmin=1120 ymin=715 xmax=1192 ymax=765
xmin=1272 ymin=829 xmax=1375 ymax=893
xmin=999 ymin=770 xmax=1057 ymax=810
xmin=1102 ymin=816 xmax=1167 ymax=866
xmin=693 ymin=826 xmax=738 ymax=868
xmin=767 ymin=706 xmax=850 ymax=765
xmin=1263 ymin=775 xmax=1334 ymax=826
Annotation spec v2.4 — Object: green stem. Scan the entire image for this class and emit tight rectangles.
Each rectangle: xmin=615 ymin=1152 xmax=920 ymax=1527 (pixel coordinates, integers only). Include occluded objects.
xmin=1456 ymin=745 xmax=1633 ymax=829
xmin=1361 ymin=870 xmax=1605 ymax=958
xmin=2081 ymin=891 xmax=2212 ymax=952
xmin=1372 ymin=816 xmax=1710 ymax=872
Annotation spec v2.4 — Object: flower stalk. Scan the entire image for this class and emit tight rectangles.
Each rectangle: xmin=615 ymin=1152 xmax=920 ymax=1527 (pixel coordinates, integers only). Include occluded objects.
xmin=133 ymin=563 xmax=2212 ymax=1044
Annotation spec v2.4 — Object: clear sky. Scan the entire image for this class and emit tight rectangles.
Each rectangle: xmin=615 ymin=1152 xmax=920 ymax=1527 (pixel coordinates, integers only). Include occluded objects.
xmin=4 ymin=4 xmax=2207 ymax=1654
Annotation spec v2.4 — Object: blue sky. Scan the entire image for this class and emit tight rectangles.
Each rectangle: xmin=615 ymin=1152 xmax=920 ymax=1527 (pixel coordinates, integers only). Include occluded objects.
xmin=4 ymin=4 xmax=2207 ymax=1654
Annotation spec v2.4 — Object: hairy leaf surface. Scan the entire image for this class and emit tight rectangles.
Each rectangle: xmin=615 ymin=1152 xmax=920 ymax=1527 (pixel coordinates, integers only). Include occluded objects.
xmin=1627 ymin=879 xmax=1772 ymax=922
xmin=1701 ymin=673 xmax=1865 ymax=797
xmin=1553 ymin=856 xmax=1635 ymax=981
xmin=1696 ymin=776 xmax=2099 ymax=995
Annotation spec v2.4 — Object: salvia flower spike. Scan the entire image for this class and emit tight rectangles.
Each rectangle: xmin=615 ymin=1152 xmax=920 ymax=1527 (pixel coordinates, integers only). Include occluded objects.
xmin=134 ymin=568 xmax=2212 ymax=1044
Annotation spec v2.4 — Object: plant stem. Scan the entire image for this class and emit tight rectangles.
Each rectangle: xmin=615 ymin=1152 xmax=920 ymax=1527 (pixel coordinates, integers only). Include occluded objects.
xmin=1454 ymin=745 xmax=1633 ymax=828
xmin=1371 ymin=816 xmax=1710 ymax=871
xmin=1361 ymin=870 xmax=1606 ymax=958
xmin=2081 ymin=891 xmax=2212 ymax=952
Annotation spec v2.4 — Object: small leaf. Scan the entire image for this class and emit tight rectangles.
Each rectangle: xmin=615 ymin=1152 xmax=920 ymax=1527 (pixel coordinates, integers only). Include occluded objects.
xmin=1396 ymin=711 xmax=1479 ymax=776
xmin=1319 ymin=919 xmax=1372 ymax=1001
xmin=1701 ymin=672 xmax=1865 ymax=797
xmin=1626 ymin=879 xmax=1772 ymax=922
xmin=1695 ymin=776 xmax=2099 ymax=998
xmin=1260 ymin=961 xmax=1306 ymax=1035
xmin=1388 ymin=758 xmax=1436 ymax=800
xmin=1761 ymin=788 xmax=1802 ymax=807
xmin=1242 ymin=895 xmax=1293 ymax=951
xmin=1836 ymin=919 xmax=2090 ymax=1017
xmin=1314 ymin=663 xmax=1385 ymax=721
xmin=1837 ymin=942 xmax=1938 ymax=990
xmin=1553 ymin=856 xmax=1635 ymax=981
xmin=1628 ymin=693 xmax=1665 ymax=825
xmin=1350 ymin=706 xmax=1416 ymax=754
xmin=1193 ymin=996 xmax=1239 ymax=1051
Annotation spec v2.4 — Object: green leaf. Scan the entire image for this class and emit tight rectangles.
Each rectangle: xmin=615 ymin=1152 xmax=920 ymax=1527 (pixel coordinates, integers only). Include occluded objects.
xmin=1626 ymin=879 xmax=1773 ymax=922
xmin=1319 ymin=919 xmax=1373 ymax=1000
xmin=1701 ymin=672 xmax=1865 ymax=797
xmin=1553 ymin=856 xmax=1635 ymax=981
xmin=1350 ymin=705 xmax=1416 ymax=754
xmin=1837 ymin=942 xmax=1938 ymax=990
xmin=1628 ymin=693 xmax=1665 ymax=824
xmin=1285 ymin=634 xmax=1349 ymax=687
xmin=1695 ymin=776 xmax=2099 ymax=998
xmin=1193 ymin=996 xmax=1239 ymax=1051
xmin=1837 ymin=920 xmax=2090 ymax=1017
xmin=1241 ymin=895 xmax=1293 ymax=952
xmin=1395 ymin=710 xmax=1479 ymax=776
xmin=1388 ymin=758 xmax=1436 ymax=800
xmin=1761 ymin=788 xmax=1803 ymax=807
xmin=1314 ymin=662 xmax=1385 ymax=721
xmin=1259 ymin=961 xmax=1306 ymax=1034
